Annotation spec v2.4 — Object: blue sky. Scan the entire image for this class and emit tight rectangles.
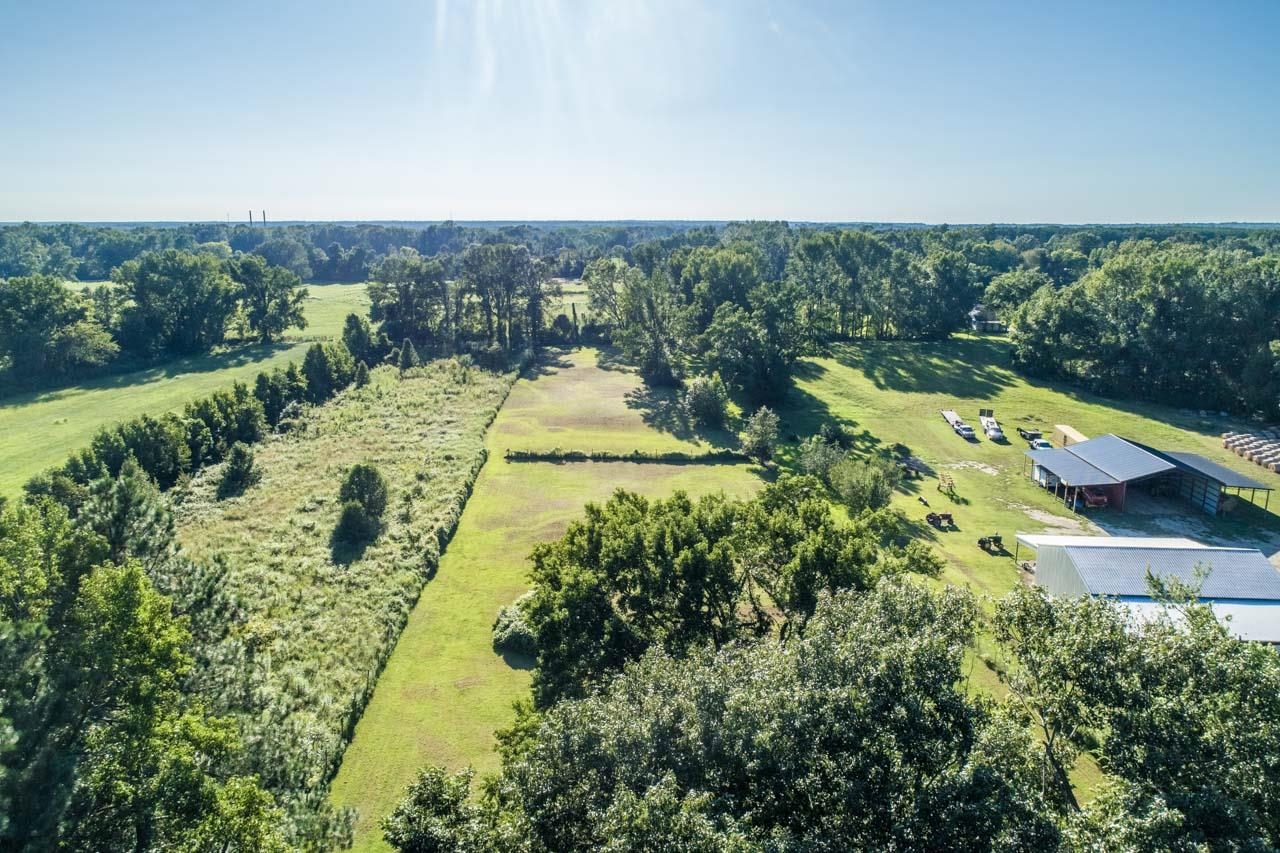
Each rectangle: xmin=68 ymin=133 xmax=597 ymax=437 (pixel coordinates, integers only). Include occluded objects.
xmin=2 ymin=0 xmax=1278 ymax=222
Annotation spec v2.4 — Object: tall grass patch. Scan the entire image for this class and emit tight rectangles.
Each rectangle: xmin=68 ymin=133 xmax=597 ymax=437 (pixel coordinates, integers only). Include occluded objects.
xmin=174 ymin=358 xmax=515 ymax=829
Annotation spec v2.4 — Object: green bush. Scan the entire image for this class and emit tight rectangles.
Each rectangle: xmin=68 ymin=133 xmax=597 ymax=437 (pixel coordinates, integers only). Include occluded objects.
xmin=828 ymin=455 xmax=901 ymax=513
xmin=216 ymin=442 xmax=260 ymax=499
xmin=340 ymin=463 xmax=389 ymax=519
xmin=683 ymin=374 xmax=729 ymax=428
xmin=739 ymin=406 xmax=780 ymax=461
xmin=492 ymin=593 xmax=537 ymax=657
xmin=334 ymin=500 xmax=379 ymax=544
xmin=798 ymin=435 xmax=845 ymax=481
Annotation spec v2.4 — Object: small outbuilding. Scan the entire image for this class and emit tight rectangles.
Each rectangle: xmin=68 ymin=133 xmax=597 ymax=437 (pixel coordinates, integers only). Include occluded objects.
xmin=1025 ymin=433 xmax=1272 ymax=515
xmin=1016 ymin=533 xmax=1280 ymax=644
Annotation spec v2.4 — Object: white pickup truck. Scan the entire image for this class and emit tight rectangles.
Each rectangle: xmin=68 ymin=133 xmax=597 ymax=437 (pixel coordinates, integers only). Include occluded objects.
xmin=941 ymin=409 xmax=976 ymax=440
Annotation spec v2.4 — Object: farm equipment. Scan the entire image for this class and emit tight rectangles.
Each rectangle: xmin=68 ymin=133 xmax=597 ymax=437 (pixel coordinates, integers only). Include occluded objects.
xmin=978 ymin=408 xmax=1005 ymax=441
xmin=1016 ymin=426 xmax=1042 ymax=442
xmin=941 ymin=409 xmax=976 ymax=440
xmin=926 ymin=512 xmax=955 ymax=529
xmin=977 ymin=534 xmax=1004 ymax=553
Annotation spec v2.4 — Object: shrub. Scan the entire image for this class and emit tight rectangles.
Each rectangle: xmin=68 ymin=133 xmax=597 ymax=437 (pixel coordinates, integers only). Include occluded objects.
xmin=819 ymin=420 xmax=852 ymax=449
xmin=398 ymin=339 xmax=420 ymax=374
xmin=303 ymin=341 xmax=356 ymax=403
xmin=739 ymin=406 xmax=780 ymax=461
xmin=492 ymin=593 xmax=537 ymax=657
xmin=217 ymin=442 xmax=259 ymax=499
xmin=798 ymin=435 xmax=845 ymax=481
xmin=333 ymin=500 xmax=379 ymax=544
xmin=828 ymin=455 xmax=901 ymax=514
xmin=683 ymin=374 xmax=729 ymax=428
xmin=354 ymin=361 xmax=371 ymax=387
xmin=342 ymin=312 xmax=375 ymax=363
xmin=340 ymin=463 xmax=389 ymax=519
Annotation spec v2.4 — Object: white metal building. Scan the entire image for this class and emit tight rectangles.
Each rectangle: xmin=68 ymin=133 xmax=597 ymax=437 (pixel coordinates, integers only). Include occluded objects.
xmin=1016 ymin=533 xmax=1280 ymax=643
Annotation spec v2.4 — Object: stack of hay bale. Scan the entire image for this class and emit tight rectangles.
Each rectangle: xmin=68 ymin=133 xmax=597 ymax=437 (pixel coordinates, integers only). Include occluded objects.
xmin=1223 ymin=430 xmax=1280 ymax=473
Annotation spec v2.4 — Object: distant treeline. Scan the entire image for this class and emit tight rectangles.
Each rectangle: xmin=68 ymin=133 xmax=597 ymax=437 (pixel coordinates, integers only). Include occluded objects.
xmin=4 ymin=219 xmax=1280 ymax=416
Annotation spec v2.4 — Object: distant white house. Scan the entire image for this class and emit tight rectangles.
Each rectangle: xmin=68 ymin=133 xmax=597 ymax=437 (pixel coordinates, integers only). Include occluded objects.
xmin=1016 ymin=533 xmax=1280 ymax=644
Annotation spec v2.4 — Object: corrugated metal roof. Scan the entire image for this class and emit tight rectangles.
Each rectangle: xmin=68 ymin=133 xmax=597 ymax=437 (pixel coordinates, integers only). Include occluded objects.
xmin=1065 ymin=544 xmax=1280 ymax=600
xmin=1026 ymin=448 xmax=1119 ymax=485
xmin=1067 ymin=434 xmax=1174 ymax=482
xmin=1120 ymin=598 xmax=1280 ymax=644
xmin=1017 ymin=533 xmax=1201 ymax=549
xmin=1156 ymin=450 xmax=1271 ymax=491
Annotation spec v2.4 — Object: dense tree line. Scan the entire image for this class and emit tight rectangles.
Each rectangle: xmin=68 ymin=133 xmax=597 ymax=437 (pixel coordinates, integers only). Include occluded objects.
xmin=392 ymin=551 xmax=1280 ymax=851
xmin=1009 ymin=243 xmax=1280 ymax=418
xmin=0 ymin=249 xmax=309 ymax=391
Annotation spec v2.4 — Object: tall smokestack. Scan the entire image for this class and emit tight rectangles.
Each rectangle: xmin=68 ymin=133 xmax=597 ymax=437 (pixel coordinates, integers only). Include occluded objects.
xmin=262 ymin=210 xmax=267 ymax=227
xmin=249 ymin=210 xmax=254 ymax=226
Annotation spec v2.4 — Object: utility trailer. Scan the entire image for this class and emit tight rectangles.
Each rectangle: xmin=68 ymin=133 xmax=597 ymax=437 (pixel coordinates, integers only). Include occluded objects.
xmin=941 ymin=409 xmax=976 ymax=440
xmin=978 ymin=408 xmax=1005 ymax=441
xmin=1017 ymin=426 xmax=1042 ymax=442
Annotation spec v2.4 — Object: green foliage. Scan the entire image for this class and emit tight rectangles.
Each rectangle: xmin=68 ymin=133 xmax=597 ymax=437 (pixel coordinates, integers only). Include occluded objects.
xmin=0 ymin=497 xmax=285 ymax=849
xmin=738 ymin=406 xmax=779 ymax=461
xmin=301 ymin=340 xmax=356 ymax=403
xmin=682 ymin=373 xmax=729 ymax=427
xmin=524 ymin=478 xmax=927 ymax=706
xmin=81 ymin=457 xmax=175 ymax=567
xmin=797 ymin=434 xmax=845 ymax=481
xmin=115 ymin=249 xmax=240 ymax=357
xmin=0 ymin=274 xmax=117 ymax=382
xmin=492 ymin=592 xmax=537 ymax=657
xmin=354 ymin=360 xmax=371 ymax=387
xmin=382 ymin=766 xmax=483 ymax=853
xmin=1010 ymin=246 xmax=1280 ymax=417
xmin=983 ymin=269 xmax=1053 ymax=320
xmin=398 ymin=338 xmax=421 ymax=373
xmin=216 ymin=443 xmax=259 ymax=499
xmin=827 ymin=454 xmax=901 ymax=513
xmin=394 ymin=583 xmax=1056 ymax=851
xmin=342 ymin=311 xmax=377 ymax=363
xmin=227 ymin=253 xmax=308 ymax=343
xmin=340 ymin=462 xmax=389 ymax=519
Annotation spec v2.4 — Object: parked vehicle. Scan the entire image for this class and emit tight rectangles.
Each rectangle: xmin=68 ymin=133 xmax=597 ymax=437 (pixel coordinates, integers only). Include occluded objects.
xmin=1029 ymin=438 xmax=1054 ymax=450
xmin=941 ymin=409 xmax=976 ymax=440
xmin=926 ymin=511 xmax=955 ymax=528
xmin=977 ymin=533 xmax=1004 ymax=553
xmin=1016 ymin=426 xmax=1042 ymax=441
xmin=978 ymin=408 xmax=1005 ymax=441
xmin=1079 ymin=486 xmax=1109 ymax=508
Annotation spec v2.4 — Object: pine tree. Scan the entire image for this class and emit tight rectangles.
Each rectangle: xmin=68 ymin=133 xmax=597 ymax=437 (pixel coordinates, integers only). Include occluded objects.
xmin=398 ymin=338 xmax=421 ymax=374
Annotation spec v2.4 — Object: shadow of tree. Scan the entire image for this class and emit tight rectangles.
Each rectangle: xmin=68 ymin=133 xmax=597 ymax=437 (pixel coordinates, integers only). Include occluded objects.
xmin=501 ymin=650 xmax=536 ymax=671
xmin=521 ymin=348 xmax=574 ymax=380
xmin=623 ymin=385 xmax=738 ymax=450
xmin=329 ymin=528 xmax=376 ymax=566
xmin=827 ymin=336 xmax=1019 ymax=398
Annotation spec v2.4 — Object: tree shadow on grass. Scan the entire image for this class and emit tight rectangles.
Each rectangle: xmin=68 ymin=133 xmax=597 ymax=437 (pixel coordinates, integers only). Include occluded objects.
xmin=501 ymin=650 xmax=535 ymax=671
xmin=623 ymin=385 xmax=738 ymax=450
xmin=521 ymin=348 xmax=573 ymax=380
xmin=0 ymin=341 xmax=297 ymax=409
xmin=773 ymin=378 xmax=882 ymax=457
xmin=828 ymin=336 xmax=1019 ymax=399
xmin=329 ymin=530 xmax=375 ymax=566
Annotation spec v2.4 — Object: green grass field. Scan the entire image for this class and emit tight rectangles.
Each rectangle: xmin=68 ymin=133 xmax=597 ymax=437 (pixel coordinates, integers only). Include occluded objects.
xmin=329 ymin=348 xmax=761 ymax=850
xmin=772 ymin=334 xmax=1280 ymax=605
xmin=0 ymin=283 xmax=368 ymax=496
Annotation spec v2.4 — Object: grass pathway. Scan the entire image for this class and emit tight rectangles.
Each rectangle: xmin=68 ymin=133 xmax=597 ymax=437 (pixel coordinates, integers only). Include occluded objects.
xmin=329 ymin=349 xmax=759 ymax=850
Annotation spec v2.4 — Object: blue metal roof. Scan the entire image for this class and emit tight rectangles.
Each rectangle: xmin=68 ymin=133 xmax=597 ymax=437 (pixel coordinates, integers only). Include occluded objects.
xmin=1153 ymin=450 xmax=1271 ymax=491
xmin=1066 ymin=434 xmax=1174 ymax=482
xmin=1064 ymin=544 xmax=1280 ymax=600
xmin=1026 ymin=448 xmax=1118 ymax=485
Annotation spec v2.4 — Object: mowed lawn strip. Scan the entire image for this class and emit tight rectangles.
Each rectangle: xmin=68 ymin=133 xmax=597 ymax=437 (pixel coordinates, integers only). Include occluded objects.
xmin=330 ymin=349 xmax=761 ymax=851
xmin=0 ymin=283 xmax=368 ymax=496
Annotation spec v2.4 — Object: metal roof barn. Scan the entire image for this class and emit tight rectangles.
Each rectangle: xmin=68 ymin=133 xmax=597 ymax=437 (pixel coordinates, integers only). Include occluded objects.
xmin=1015 ymin=533 xmax=1280 ymax=643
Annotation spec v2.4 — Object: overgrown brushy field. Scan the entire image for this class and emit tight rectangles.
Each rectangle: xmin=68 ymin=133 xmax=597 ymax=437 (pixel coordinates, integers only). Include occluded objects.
xmin=0 ymin=282 xmax=369 ymax=496
xmin=174 ymin=358 xmax=515 ymax=829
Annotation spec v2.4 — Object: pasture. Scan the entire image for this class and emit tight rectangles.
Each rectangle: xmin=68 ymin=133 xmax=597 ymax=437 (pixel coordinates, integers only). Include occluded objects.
xmin=329 ymin=348 xmax=761 ymax=850
xmin=0 ymin=282 xmax=367 ymax=496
